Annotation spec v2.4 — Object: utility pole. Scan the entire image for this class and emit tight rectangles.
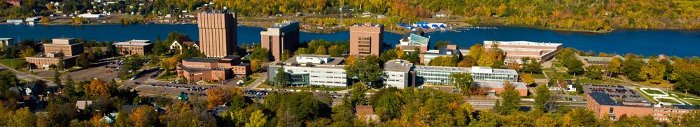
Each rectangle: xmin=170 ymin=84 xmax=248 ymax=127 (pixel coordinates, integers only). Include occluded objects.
xmin=340 ymin=0 xmax=343 ymax=26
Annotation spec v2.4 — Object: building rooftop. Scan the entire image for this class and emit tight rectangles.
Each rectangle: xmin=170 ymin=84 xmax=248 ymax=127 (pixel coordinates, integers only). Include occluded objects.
xmin=484 ymin=40 xmax=562 ymax=47
xmin=113 ymin=40 xmax=151 ymax=46
xmin=589 ymin=92 xmax=622 ymax=106
xmin=399 ymin=33 xmax=429 ymax=46
xmin=583 ymin=84 xmax=652 ymax=106
xmin=352 ymin=23 xmax=383 ymax=27
xmin=414 ymin=65 xmax=470 ymax=72
xmin=0 ymin=38 xmax=11 ymax=40
xmin=470 ymin=66 xmax=518 ymax=75
xmin=384 ymin=59 xmax=413 ymax=72
xmin=278 ymin=54 xmax=345 ymax=67
xmin=474 ymin=81 xmax=528 ymax=89
xmin=183 ymin=57 xmax=223 ymax=63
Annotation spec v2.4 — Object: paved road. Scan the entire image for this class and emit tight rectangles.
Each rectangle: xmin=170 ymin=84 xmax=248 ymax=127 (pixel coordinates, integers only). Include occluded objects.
xmin=245 ymin=72 xmax=267 ymax=91
xmin=0 ymin=62 xmax=55 ymax=86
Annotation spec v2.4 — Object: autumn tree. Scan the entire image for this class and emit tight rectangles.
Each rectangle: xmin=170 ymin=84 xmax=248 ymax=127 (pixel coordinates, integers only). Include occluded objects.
xmin=130 ymin=105 xmax=159 ymax=127
xmin=520 ymin=74 xmax=535 ymax=85
xmin=607 ymin=57 xmax=623 ymax=76
xmin=639 ymin=60 xmax=666 ymax=84
xmin=562 ymin=108 xmax=598 ymax=127
xmin=450 ymin=72 xmax=474 ymax=96
xmin=206 ymin=87 xmax=244 ymax=109
xmin=498 ymin=81 xmax=520 ymax=115
xmin=457 ymin=56 xmax=477 ymax=67
xmin=19 ymin=48 xmax=35 ymax=57
xmin=586 ymin=65 xmax=604 ymax=80
xmin=245 ymin=110 xmax=267 ymax=127
xmin=344 ymin=55 xmax=383 ymax=87
xmin=84 ymin=78 xmax=111 ymax=97
xmin=533 ymin=85 xmax=550 ymax=112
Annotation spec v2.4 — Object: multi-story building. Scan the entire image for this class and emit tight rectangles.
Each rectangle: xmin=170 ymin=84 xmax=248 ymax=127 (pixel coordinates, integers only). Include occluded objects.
xmin=470 ymin=66 xmax=519 ymax=82
xmin=383 ymin=59 xmax=414 ymax=89
xmin=349 ymin=24 xmax=383 ymax=56
xmin=197 ymin=12 xmax=237 ymax=58
xmin=25 ymin=38 xmax=83 ymax=69
xmin=584 ymin=85 xmax=696 ymax=122
xmin=0 ymin=38 xmax=12 ymax=48
xmin=421 ymin=44 xmax=461 ymax=64
xmin=414 ymin=66 xmax=518 ymax=85
xmin=43 ymin=38 xmax=84 ymax=56
xmin=261 ymin=21 xmax=300 ymax=61
xmin=176 ymin=56 xmax=250 ymax=82
xmin=113 ymin=40 xmax=152 ymax=56
xmin=268 ymin=55 xmax=348 ymax=87
xmin=484 ymin=41 xmax=562 ymax=64
xmin=397 ymin=32 xmax=429 ymax=53
xmin=474 ymin=81 xmax=528 ymax=96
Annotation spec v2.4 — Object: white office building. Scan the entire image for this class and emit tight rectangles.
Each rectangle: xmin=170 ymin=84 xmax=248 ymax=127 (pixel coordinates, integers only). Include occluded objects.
xmin=268 ymin=55 xmax=348 ymax=87
xmin=383 ymin=59 xmax=414 ymax=89
xmin=414 ymin=66 xmax=518 ymax=85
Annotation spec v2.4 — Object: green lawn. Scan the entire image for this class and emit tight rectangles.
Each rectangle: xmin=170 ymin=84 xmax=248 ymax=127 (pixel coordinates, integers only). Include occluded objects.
xmin=642 ymin=89 xmax=665 ymax=95
xmin=0 ymin=58 xmax=26 ymax=70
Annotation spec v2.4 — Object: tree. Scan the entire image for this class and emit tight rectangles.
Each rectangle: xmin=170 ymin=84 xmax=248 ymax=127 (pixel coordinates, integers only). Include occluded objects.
xmin=345 ymin=56 xmax=383 ymax=87
xmin=498 ymin=81 xmax=520 ymax=115
xmin=315 ymin=46 xmax=327 ymax=55
xmin=520 ymin=57 xmax=542 ymax=73
xmin=56 ymin=55 xmax=65 ymax=70
xmin=380 ymin=48 xmax=398 ymax=63
xmin=130 ymin=105 xmax=159 ymax=127
xmin=245 ymin=110 xmax=267 ymax=127
xmin=280 ymin=49 xmax=292 ymax=61
xmin=672 ymin=110 xmax=700 ymax=126
xmin=372 ymin=88 xmax=403 ymax=121
xmin=76 ymin=53 xmax=90 ymax=67
xmin=468 ymin=44 xmax=484 ymax=61
xmin=348 ymin=82 xmax=368 ymax=106
xmin=450 ymin=72 xmax=474 ymax=96
xmin=53 ymin=70 xmax=62 ymax=86
xmin=562 ymin=108 xmax=597 ymax=127
xmin=533 ymin=85 xmax=550 ymax=112
xmin=638 ymin=60 xmax=665 ymax=84
xmin=622 ymin=57 xmax=645 ymax=81
xmin=586 ymin=65 xmax=604 ymax=80
xmin=607 ymin=57 xmax=623 ymax=76
xmin=457 ymin=56 xmax=476 ymax=67
xmin=84 ymin=79 xmax=111 ymax=97
xmin=5 ymin=107 xmax=36 ymax=127
xmin=434 ymin=41 xmax=449 ymax=49
xmin=520 ymin=74 xmax=535 ymax=85
xmin=273 ymin=66 xmax=290 ymax=86
xmin=19 ymin=48 xmax=35 ymax=57
xmin=206 ymin=87 xmax=243 ymax=109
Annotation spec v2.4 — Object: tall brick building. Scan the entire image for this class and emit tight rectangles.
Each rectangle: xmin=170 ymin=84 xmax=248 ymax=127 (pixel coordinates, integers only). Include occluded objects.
xmin=197 ymin=12 xmax=237 ymax=58
xmin=261 ymin=21 xmax=300 ymax=61
xmin=349 ymin=24 xmax=383 ymax=56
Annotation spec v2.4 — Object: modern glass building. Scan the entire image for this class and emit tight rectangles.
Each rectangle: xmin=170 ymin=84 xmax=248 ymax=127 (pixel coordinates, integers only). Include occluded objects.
xmin=414 ymin=66 xmax=518 ymax=85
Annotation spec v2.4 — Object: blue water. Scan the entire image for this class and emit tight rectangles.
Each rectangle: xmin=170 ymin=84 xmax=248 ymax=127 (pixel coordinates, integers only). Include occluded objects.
xmin=1 ymin=24 xmax=699 ymax=56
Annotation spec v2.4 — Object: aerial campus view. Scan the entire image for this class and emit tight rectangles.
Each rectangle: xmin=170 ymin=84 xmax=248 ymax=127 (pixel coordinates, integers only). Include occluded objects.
xmin=1 ymin=0 xmax=700 ymax=127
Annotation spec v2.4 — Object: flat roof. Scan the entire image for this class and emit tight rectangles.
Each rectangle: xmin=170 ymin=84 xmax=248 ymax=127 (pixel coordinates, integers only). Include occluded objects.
xmin=475 ymin=81 xmax=527 ymax=89
xmin=484 ymin=40 xmax=562 ymax=47
xmin=271 ymin=21 xmax=298 ymax=28
xmin=113 ymin=40 xmax=151 ymax=46
xmin=414 ymin=65 xmax=470 ymax=72
xmin=384 ymin=59 xmax=413 ymax=72
xmin=589 ymin=92 xmax=622 ymax=106
xmin=280 ymin=55 xmax=345 ymax=66
xmin=183 ymin=57 xmax=222 ymax=63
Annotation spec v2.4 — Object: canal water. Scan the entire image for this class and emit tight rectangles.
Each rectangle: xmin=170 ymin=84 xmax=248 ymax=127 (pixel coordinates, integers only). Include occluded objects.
xmin=1 ymin=24 xmax=699 ymax=56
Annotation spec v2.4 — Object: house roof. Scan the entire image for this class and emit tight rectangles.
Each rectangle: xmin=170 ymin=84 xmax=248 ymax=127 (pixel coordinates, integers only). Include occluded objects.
xmin=355 ymin=105 xmax=375 ymax=116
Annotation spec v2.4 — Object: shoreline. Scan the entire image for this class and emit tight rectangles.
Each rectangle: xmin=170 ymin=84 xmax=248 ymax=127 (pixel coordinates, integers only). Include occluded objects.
xmin=6 ymin=20 xmax=699 ymax=34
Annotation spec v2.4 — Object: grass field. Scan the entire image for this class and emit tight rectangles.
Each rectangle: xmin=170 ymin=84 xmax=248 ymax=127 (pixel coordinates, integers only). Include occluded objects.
xmin=0 ymin=58 xmax=26 ymax=70
xmin=657 ymin=98 xmax=683 ymax=104
xmin=642 ymin=89 xmax=665 ymax=95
